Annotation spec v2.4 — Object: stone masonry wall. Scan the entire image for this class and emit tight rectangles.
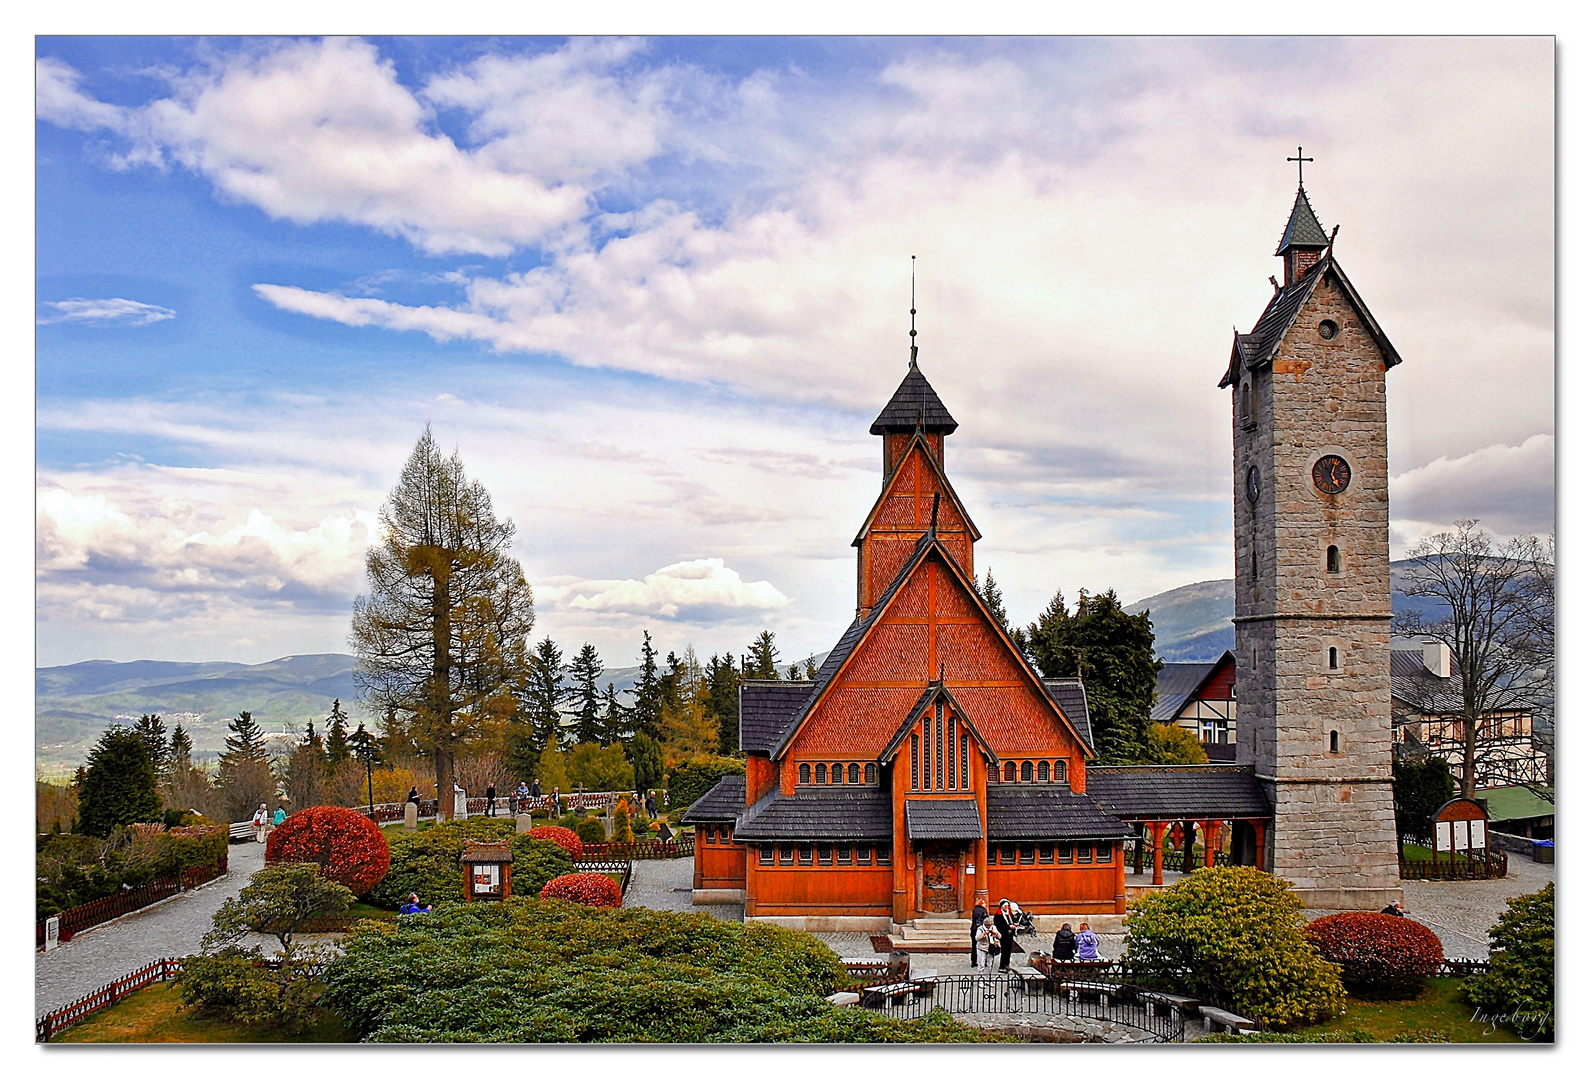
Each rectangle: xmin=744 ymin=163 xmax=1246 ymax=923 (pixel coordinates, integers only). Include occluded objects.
xmin=1232 ymin=269 xmax=1401 ymax=905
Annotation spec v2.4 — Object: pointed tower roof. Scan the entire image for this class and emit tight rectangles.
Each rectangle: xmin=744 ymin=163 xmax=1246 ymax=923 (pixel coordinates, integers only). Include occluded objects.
xmin=1275 ymin=186 xmax=1331 ymax=254
xmin=869 ymin=364 xmax=959 ymax=435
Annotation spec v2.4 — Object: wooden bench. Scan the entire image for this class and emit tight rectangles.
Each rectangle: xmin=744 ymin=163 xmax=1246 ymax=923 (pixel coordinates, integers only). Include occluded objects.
xmin=1141 ymin=991 xmax=1201 ymax=1018
xmin=1199 ymin=1005 xmax=1256 ymax=1035
xmin=1011 ymin=964 xmax=1049 ymax=992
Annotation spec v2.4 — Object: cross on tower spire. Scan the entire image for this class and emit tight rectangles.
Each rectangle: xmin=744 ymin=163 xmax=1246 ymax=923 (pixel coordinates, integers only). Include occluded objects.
xmin=909 ymin=256 xmax=918 ymax=369
xmin=1288 ymin=145 xmax=1314 ymax=187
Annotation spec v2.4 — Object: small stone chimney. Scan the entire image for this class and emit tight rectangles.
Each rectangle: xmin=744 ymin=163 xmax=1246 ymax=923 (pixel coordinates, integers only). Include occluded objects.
xmin=1423 ymin=640 xmax=1451 ymax=679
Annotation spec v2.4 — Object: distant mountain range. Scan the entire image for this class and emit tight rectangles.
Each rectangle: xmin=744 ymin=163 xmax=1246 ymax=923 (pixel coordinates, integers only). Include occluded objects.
xmin=1125 ymin=560 xmax=1449 ymax=662
xmin=36 ymin=562 xmax=1448 ymax=771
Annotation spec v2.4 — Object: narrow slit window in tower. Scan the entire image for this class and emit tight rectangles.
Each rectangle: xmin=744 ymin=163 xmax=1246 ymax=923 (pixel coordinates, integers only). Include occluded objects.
xmin=1329 ymin=646 xmax=1339 ymax=670
xmin=1330 ymin=730 xmax=1341 ymax=754
xmin=1327 ymin=545 xmax=1341 ymax=573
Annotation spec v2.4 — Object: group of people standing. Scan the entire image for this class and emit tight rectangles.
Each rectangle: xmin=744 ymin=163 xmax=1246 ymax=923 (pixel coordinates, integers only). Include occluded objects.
xmin=250 ymin=802 xmax=287 ymax=843
xmin=969 ymin=897 xmax=1100 ymax=971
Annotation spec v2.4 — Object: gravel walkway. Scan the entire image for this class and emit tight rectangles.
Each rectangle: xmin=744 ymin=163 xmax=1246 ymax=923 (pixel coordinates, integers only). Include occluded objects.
xmin=35 ymin=841 xmax=268 ymax=1015
xmin=1396 ymin=856 xmax=1554 ymax=960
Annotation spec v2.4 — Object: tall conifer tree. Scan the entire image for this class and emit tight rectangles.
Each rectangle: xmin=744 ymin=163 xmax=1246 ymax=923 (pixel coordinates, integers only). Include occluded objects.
xmin=568 ymin=643 xmax=605 ymax=745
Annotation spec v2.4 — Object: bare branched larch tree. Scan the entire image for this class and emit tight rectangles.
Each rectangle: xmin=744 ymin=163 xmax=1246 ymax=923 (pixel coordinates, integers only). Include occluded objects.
xmin=350 ymin=427 xmax=535 ymax=818
xmin=1394 ymin=520 xmax=1554 ymax=798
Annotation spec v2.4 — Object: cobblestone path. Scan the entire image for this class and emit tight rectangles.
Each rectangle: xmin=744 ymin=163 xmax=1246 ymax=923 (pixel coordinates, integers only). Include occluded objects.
xmin=35 ymin=842 xmax=268 ymax=1016
xmin=1397 ymin=856 xmax=1554 ymax=959
xmin=621 ymin=856 xmax=741 ymax=922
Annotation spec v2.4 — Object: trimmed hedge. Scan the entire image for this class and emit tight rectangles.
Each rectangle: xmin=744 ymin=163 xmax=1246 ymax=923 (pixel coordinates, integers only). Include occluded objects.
xmin=265 ymin=805 xmax=390 ymax=896
xmin=572 ymin=817 xmax=607 ymax=846
xmin=1306 ymin=913 xmax=1443 ymax=999
xmin=1463 ymin=883 xmax=1554 ymax=1040
xmin=528 ymin=826 xmax=584 ymax=858
xmin=37 ymin=823 xmax=228 ymax=918
xmin=1122 ymin=866 xmax=1345 ymax=1029
xmin=368 ymin=818 xmax=573 ymax=910
xmin=323 ymin=899 xmax=1002 ymax=1043
xmin=540 ymin=873 xmax=622 ymax=908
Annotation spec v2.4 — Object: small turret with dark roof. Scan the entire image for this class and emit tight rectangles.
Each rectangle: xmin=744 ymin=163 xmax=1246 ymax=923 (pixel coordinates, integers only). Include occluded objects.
xmin=1276 ymin=186 xmax=1331 ymax=286
xmin=870 ymin=364 xmax=958 ymax=436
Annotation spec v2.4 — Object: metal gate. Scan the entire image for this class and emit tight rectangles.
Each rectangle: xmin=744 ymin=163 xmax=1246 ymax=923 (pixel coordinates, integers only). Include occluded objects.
xmin=861 ymin=972 xmax=1187 ymax=1042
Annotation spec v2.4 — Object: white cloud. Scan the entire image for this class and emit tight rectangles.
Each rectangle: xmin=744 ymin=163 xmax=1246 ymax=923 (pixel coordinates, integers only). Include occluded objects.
xmin=38 ymin=39 xmax=676 ymax=256
xmin=1390 ymin=434 xmax=1555 ymax=543
xmin=37 ymin=297 xmax=176 ymax=326
xmin=545 ymin=558 xmax=791 ymax=620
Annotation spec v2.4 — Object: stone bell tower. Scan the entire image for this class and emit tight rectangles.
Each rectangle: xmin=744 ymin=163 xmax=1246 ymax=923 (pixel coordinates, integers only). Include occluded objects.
xmin=1220 ymin=175 xmax=1403 ymax=910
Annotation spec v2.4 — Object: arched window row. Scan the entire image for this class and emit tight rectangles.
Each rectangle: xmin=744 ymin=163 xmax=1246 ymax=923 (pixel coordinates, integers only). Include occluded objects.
xmin=798 ymin=761 xmax=878 ymax=786
xmin=992 ymin=759 xmax=1069 ymax=785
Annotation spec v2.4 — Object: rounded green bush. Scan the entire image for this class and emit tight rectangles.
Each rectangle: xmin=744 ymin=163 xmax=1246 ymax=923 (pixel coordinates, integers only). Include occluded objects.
xmin=573 ymin=817 xmax=607 ymax=846
xmin=1122 ymin=865 xmax=1345 ymax=1029
xmin=368 ymin=818 xmax=573 ymax=910
xmin=1463 ymin=882 xmax=1553 ymax=1040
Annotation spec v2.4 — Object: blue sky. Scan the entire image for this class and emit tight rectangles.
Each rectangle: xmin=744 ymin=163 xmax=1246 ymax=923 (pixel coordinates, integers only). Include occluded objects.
xmin=34 ymin=35 xmax=1555 ymax=670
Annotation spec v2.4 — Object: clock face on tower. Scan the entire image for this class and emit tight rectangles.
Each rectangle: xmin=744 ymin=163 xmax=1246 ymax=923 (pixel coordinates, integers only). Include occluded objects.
xmin=1246 ymin=465 xmax=1261 ymax=503
xmin=1312 ymin=454 xmax=1352 ymax=495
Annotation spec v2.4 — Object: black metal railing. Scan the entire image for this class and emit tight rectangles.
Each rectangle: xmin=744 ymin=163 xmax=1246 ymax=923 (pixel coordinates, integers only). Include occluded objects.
xmin=859 ymin=971 xmax=1186 ymax=1042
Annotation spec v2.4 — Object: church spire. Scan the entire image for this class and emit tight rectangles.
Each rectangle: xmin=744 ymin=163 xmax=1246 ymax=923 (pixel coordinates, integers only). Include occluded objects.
xmin=909 ymin=254 xmax=919 ymax=369
xmin=1275 ymin=175 xmax=1331 ymax=286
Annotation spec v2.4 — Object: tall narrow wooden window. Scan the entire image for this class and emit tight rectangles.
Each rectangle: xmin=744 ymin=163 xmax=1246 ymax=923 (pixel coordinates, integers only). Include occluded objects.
xmin=947 ymin=716 xmax=957 ymax=789
xmin=960 ymin=735 xmax=969 ymax=789
xmin=1054 ymin=760 xmax=1068 ymax=784
xmin=832 ymin=762 xmax=843 ymax=785
xmin=1037 ymin=760 xmax=1050 ymax=782
xmin=911 ymin=734 xmax=919 ymax=789
xmin=1021 ymin=760 xmax=1034 ymax=782
xmin=814 ymin=763 xmax=827 ymax=784
xmin=1004 ymin=761 xmax=1017 ymax=783
xmin=848 ymin=762 xmax=860 ymax=785
xmin=935 ymin=707 xmax=944 ymax=790
xmin=865 ymin=762 xmax=877 ymax=784
xmin=799 ymin=763 xmax=811 ymax=785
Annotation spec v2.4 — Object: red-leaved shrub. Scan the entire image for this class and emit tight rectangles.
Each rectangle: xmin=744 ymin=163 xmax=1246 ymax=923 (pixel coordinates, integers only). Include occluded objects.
xmin=265 ymin=804 xmax=390 ymax=896
xmin=1306 ymin=912 xmax=1443 ymax=998
xmin=528 ymin=826 xmax=584 ymax=858
xmin=539 ymin=872 xmax=622 ymax=908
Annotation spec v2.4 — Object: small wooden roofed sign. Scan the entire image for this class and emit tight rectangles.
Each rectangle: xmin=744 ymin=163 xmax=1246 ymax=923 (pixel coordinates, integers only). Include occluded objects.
xmin=460 ymin=840 xmax=514 ymax=901
xmin=1431 ymin=797 xmax=1489 ymax=861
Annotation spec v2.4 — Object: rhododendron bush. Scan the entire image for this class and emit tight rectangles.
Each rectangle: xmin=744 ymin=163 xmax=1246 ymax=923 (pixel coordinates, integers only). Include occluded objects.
xmin=528 ymin=826 xmax=583 ymax=858
xmin=539 ymin=872 xmax=622 ymax=908
xmin=265 ymin=805 xmax=390 ymax=896
xmin=1306 ymin=912 xmax=1444 ymax=999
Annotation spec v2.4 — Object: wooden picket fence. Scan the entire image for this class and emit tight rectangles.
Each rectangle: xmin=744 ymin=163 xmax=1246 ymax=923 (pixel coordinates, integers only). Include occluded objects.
xmin=1399 ymin=850 xmax=1508 ymax=880
xmin=37 ymin=860 xmax=228 ymax=950
xmin=36 ymin=957 xmax=183 ymax=1042
xmin=580 ymin=836 xmax=693 ymax=860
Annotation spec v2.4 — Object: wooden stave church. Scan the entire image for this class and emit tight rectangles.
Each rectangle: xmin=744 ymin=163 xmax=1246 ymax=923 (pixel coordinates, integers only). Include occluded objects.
xmin=683 ymin=351 xmax=1271 ymax=932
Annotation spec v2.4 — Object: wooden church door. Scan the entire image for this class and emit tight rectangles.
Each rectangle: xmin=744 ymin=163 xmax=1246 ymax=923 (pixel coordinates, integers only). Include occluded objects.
xmin=920 ymin=843 xmax=961 ymax=913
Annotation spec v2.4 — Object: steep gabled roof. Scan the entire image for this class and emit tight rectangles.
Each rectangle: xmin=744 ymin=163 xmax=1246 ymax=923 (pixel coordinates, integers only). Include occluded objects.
xmin=678 ymin=775 xmax=747 ymax=824
xmin=1042 ymin=679 xmax=1094 ymax=754
xmin=740 ymin=680 xmax=817 ymax=756
xmin=1219 ymin=253 xmax=1403 ymax=388
xmin=1150 ymin=651 xmax=1235 ymax=723
xmin=852 ymin=429 xmax=982 ymax=547
xmin=870 ymin=363 xmax=958 ymax=434
xmin=879 ymin=682 xmax=998 ymax=764
xmin=772 ymin=533 xmax=1095 ymax=760
xmin=1275 ymin=186 xmax=1331 ymax=254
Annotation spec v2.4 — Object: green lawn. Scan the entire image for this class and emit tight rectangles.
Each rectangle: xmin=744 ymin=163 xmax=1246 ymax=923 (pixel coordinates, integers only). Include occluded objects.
xmin=53 ymin=982 xmax=351 ymax=1044
xmin=1205 ymin=979 xmax=1526 ymax=1043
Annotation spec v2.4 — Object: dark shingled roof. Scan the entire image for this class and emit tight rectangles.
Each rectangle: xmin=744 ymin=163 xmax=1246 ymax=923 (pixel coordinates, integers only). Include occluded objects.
xmin=1391 ymin=650 xmax=1467 ymax=713
xmin=870 ymin=364 xmax=958 ymax=435
xmin=986 ymin=788 xmax=1134 ymax=841
xmin=904 ymin=798 xmax=984 ymax=840
xmin=1275 ymin=186 xmax=1331 ymax=254
xmin=732 ymin=788 xmax=894 ymax=841
xmin=1150 ymin=654 xmax=1233 ymax=723
xmin=1086 ymin=765 xmax=1271 ymax=821
xmin=740 ymin=681 xmax=815 ymax=756
xmin=1042 ymin=679 xmax=1094 ymax=753
xmin=679 ymin=774 xmax=746 ymax=825
xmin=1219 ymin=252 xmax=1403 ymax=388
